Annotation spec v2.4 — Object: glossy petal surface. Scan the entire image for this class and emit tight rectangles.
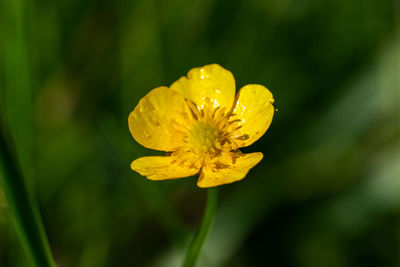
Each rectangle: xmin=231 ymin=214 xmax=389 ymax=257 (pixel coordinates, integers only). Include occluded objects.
xmin=229 ymin=84 xmax=274 ymax=148
xmin=128 ymin=87 xmax=191 ymax=151
xmin=170 ymin=64 xmax=235 ymax=110
xmin=131 ymin=152 xmax=202 ymax=180
xmin=197 ymin=152 xmax=263 ymax=188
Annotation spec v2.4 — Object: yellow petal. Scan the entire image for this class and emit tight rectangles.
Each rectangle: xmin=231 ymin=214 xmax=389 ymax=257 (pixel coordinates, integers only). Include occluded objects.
xmin=229 ymin=84 xmax=274 ymax=148
xmin=197 ymin=152 xmax=263 ymax=188
xmin=170 ymin=64 xmax=235 ymax=110
xmin=128 ymin=86 xmax=191 ymax=151
xmin=131 ymin=151 xmax=202 ymax=180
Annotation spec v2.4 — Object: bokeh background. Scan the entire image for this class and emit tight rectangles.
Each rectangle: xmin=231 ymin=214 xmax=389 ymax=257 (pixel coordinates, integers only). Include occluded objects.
xmin=1 ymin=0 xmax=400 ymax=266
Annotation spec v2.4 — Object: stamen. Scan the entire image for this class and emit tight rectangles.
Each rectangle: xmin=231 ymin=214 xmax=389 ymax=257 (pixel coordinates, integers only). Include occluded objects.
xmin=229 ymin=119 xmax=241 ymax=125
xmin=212 ymin=106 xmax=220 ymax=119
xmin=236 ymin=134 xmax=250 ymax=140
xmin=186 ymin=100 xmax=200 ymax=120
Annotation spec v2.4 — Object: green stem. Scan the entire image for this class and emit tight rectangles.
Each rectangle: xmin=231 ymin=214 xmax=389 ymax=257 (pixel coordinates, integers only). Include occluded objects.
xmin=182 ymin=188 xmax=218 ymax=267
xmin=0 ymin=121 xmax=55 ymax=267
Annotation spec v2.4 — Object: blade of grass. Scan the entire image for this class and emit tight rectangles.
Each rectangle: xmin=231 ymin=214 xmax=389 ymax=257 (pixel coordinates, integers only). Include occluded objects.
xmin=0 ymin=0 xmax=55 ymax=264
xmin=1 ymin=0 xmax=33 ymax=183
xmin=0 ymin=117 xmax=55 ymax=267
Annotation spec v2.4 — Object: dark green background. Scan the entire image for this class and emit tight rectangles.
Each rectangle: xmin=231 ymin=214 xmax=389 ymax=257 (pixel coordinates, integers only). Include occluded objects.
xmin=1 ymin=0 xmax=400 ymax=266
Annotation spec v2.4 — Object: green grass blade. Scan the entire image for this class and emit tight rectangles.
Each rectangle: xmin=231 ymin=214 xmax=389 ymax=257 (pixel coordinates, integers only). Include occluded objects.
xmin=0 ymin=0 xmax=55 ymax=264
xmin=0 ymin=120 xmax=55 ymax=267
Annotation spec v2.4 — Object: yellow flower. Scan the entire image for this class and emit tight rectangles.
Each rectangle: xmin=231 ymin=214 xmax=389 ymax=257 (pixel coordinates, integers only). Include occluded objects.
xmin=128 ymin=64 xmax=275 ymax=188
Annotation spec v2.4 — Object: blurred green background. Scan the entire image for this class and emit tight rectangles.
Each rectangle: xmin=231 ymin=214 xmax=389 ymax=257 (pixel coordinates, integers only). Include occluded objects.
xmin=1 ymin=0 xmax=400 ymax=266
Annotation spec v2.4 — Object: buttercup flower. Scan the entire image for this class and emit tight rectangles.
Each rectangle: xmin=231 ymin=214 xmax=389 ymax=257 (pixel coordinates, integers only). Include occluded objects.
xmin=129 ymin=64 xmax=275 ymax=188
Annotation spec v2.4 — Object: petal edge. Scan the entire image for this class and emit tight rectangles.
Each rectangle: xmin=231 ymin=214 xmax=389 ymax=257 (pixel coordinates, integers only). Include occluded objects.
xmin=170 ymin=64 xmax=236 ymax=110
xmin=128 ymin=86 xmax=191 ymax=151
xmin=131 ymin=153 xmax=201 ymax=180
xmin=197 ymin=152 xmax=263 ymax=188
xmin=229 ymin=84 xmax=274 ymax=148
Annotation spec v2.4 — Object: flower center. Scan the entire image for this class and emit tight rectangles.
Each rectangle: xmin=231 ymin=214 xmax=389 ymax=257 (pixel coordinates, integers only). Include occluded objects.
xmin=187 ymin=120 xmax=220 ymax=153
xmin=182 ymin=98 xmax=239 ymax=156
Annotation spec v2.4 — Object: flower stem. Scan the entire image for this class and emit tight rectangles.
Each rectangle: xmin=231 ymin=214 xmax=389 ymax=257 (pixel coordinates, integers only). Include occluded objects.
xmin=182 ymin=187 xmax=218 ymax=267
